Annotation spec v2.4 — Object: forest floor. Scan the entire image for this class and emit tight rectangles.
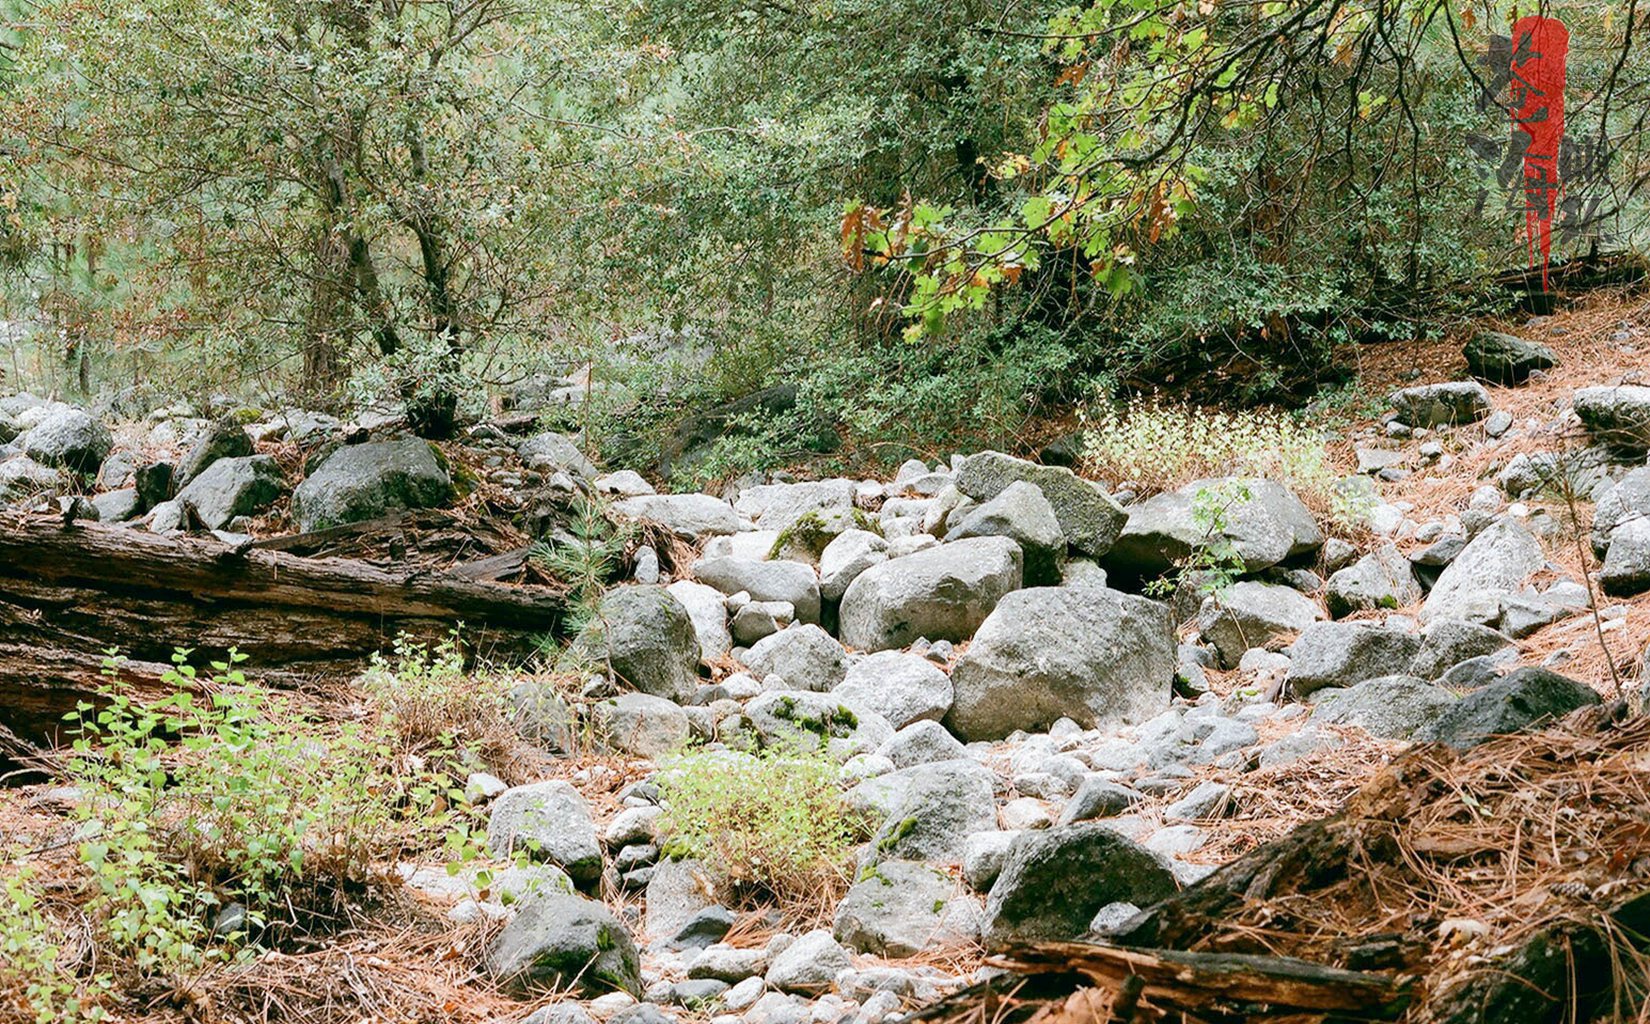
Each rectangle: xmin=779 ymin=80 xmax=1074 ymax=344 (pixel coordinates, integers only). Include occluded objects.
xmin=3 ymin=289 xmax=1649 ymax=1024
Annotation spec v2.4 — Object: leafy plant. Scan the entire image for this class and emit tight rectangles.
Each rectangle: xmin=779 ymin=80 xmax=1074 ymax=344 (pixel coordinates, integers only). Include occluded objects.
xmin=357 ymin=631 xmax=520 ymax=779
xmin=0 ymin=864 xmax=110 ymax=1023
xmin=656 ymin=745 xmax=866 ymax=908
xmin=58 ymin=649 xmax=460 ymax=976
xmin=1145 ymin=480 xmax=1252 ymax=604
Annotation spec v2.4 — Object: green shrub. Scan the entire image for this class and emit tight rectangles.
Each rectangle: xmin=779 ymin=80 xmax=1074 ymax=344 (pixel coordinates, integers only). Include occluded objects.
xmin=358 ymin=631 xmax=519 ymax=777
xmin=0 ymin=865 xmax=110 ymax=1023
xmin=655 ymin=746 xmax=866 ymax=907
xmin=57 ymin=649 xmax=460 ymax=976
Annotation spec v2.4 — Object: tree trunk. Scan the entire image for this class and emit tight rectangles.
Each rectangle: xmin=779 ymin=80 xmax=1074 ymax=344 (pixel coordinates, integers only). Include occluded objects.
xmin=0 ymin=515 xmax=564 ymax=750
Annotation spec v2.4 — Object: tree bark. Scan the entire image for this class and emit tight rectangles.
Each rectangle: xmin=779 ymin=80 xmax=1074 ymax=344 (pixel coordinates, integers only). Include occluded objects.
xmin=0 ymin=515 xmax=564 ymax=747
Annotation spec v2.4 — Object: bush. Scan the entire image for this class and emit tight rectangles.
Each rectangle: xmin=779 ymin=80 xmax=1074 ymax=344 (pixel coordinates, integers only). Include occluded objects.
xmin=1081 ymin=401 xmax=1367 ymax=526
xmin=0 ymin=866 xmax=110 ymax=1023
xmin=357 ymin=631 xmax=520 ymax=778
xmin=655 ymin=745 xmax=866 ymax=908
xmin=55 ymin=649 xmax=461 ymax=978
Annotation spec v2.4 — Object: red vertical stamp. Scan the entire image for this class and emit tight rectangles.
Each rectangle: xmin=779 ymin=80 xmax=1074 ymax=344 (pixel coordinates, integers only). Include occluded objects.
xmin=1508 ymin=16 xmax=1568 ymax=290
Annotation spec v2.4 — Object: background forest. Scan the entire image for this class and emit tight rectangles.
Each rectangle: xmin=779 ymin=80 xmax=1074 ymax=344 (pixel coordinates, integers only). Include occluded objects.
xmin=2 ymin=0 xmax=1648 ymax=479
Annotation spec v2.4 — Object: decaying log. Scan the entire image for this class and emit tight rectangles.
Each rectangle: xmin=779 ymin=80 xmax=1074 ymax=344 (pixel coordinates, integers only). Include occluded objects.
xmin=0 ymin=514 xmax=564 ymax=749
xmin=998 ymin=941 xmax=1409 ymax=1019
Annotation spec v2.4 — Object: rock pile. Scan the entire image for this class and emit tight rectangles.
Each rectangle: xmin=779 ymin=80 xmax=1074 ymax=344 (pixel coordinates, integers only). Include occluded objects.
xmin=3 ymin=333 xmax=1636 ymax=1024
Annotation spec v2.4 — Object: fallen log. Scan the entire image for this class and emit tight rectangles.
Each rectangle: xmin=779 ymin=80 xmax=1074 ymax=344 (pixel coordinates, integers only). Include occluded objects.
xmin=998 ymin=941 xmax=1409 ymax=1018
xmin=0 ymin=513 xmax=566 ymax=750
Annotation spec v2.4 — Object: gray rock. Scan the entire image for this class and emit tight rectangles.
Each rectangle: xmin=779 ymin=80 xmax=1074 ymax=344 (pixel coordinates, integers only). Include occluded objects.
xmin=667 ymin=980 xmax=727 ymax=1008
xmin=734 ymin=479 xmax=858 ymax=535
xmin=668 ymin=580 xmax=734 ymax=664
xmin=961 ymin=831 xmax=1020 ymax=892
xmin=694 ymin=556 xmax=821 ymax=626
xmin=1497 ymin=448 xmax=1616 ymax=503
xmin=491 ymin=863 xmax=577 ymax=907
xmin=1464 ymin=331 xmax=1557 ymax=385
xmin=1499 ymin=582 xmax=1590 ymax=638
xmin=1061 ymin=560 xmax=1110 ymax=589
xmin=1325 ymin=543 xmax=1422 ymax=618
xmin=851 ymin=759 xmax=997 ymax=865
xmin=947 ymin=586 xmax=1174 ymax=741
xmin=22 ymin=405 xmax=111 ymax=473
xmin=91 ymin=487 xmax=140 ymax=523
xmin=838 ymin=537 xmax=1023 ymax=653
xmin=644 ymin=857 xmax=716 ymax=940
xmin=1601 ymin=517 xmax=1650 ymax=596
xmin=819 ymin=529 xmax=889 ymax=602
xmin=833 ymin=861 xmax=981 ymax=957
xmin=521 ymin=1002 xmax=600 ymax=1024
xmin=1389 ymin=381 xmax=1492 ymax=427
xmin=1308 ymin=675 xmax=1456 ymax=739
xmin=1321 ymin=537 xmax=1359 ymax=573
xmin=290 ymin=437 xmax=453 ymax=531
xmin=613 ymin=494 xmax=739 ymax=539
xmin=1058 ymin=777 xmax=1143 ymax=825
xmin=1286 ymin=621 xmax=1423 ymax=697
xmin=982 ymin=823 xmax=1178 ymax=944
xmin=947 ymin=480 xmax=1066 ymax=585
xmin=517 ymin=431 xmax=597 ymax=478
xmin=594 ymin=693 xmax=691 ymax=759
xmin=1415 ymin=667 xmax=1602 ymax=750
xmin=954 ymin=451 xmax=1126 ymax=557
xmin=1591 ymin=466 xmax=1650 ymax=556
xmin=1194 ymin=719 xmax=1257 ymax=760
xmin=731 ymin=600 xmax=792 ymax=646
xmin=1421 ymin=519 xmax=1546 ymax=624
xmin=1163 ymin=780 xmax=1231 ymax=822
xmin=833 ymin=651 xmax=954 ymax=730
xmin=175 ymin=418 xmax=253 ymax=487
xmin=1574 ymin=384 xmax=1650 ymax=458
xmin=1196 ymin=582 xmax=1323 ymax=669
xmin=1256 ymin=725 xmax=1342 ymax=768
xmin=487 ymin=893 xmax=641 ymax=996
xmin=487 ymin=781 xmax=603 ymax=884
xmin=1355 ymin=447 xmax=1408 ymax=475
xmin=559 ymin=586 xmax=700 ymax=703
xmin=604 ymin=805 xmax=663 ymax=848
xmin=745 ymin=691 xmax=891 ymax=758
xmin=764 ymin=929 xmax=852 ymax=994
xmin=596 ymin=469 xmax=654 ymax=496
xmin=1438 ymin=651 xmax=1511 ymax=689
xmin=876 ymin=720 xmax=965 ymax=768
xmin=1484 ymin=410 xmax=1514 ymax=437
xmin=174 ymin=454 xmax=284 ymax=529
xmin=1105 ymin=478 xmax=1322 ymax=579
xmin=1410 ymin=619 xmax=1514 ymax=681
xmin=744 ymin=990 xmax=807 ymax=1024
xmin=687 ymin=944 xmax=770 ymax=983
xmin=742 ymin=625 xmax=846 ymax=691
xmin=1411 ymin=536 xmax=1468 ymax=597
xmin=0 ymin=456 xmax=63 ymax=502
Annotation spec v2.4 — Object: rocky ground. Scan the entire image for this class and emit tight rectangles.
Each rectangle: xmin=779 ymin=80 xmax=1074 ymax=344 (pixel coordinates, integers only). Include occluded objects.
xmin=3 ymin=296 xmax=1649 ymax=1023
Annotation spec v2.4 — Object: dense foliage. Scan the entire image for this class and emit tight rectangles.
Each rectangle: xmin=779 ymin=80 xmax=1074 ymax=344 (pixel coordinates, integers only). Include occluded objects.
xmin=3 ymin=0 xmax=1647 ymax=470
